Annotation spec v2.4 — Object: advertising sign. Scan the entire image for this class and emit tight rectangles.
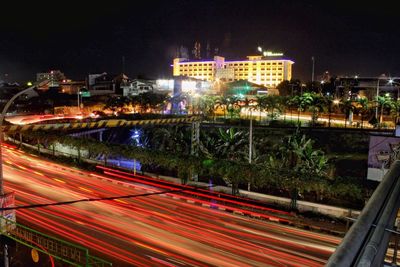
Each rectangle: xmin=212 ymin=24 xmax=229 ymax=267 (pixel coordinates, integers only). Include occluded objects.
xmin=0 ymin=191 xmax=16 ymax=234
xmin=367 ymin=135 xmax=400 ymax=181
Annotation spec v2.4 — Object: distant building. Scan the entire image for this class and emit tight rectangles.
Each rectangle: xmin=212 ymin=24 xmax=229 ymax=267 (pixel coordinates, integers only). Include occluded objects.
xmin=336 ymin=76 xmax=400 ymax=100
xmin=36 ymin=70 xmax=66 ymax=88
xmin=121 ymin=79 xmax=155 ymax=97
xmin=156 ymin=77 xmax=212 ymax=96
xmin=87 ymin=73 xmax=116 ymax=96
xmin=172 ymin=55 xmax=294 ymax=88
xmin=59 ymin=80 xmax=86 ymax=94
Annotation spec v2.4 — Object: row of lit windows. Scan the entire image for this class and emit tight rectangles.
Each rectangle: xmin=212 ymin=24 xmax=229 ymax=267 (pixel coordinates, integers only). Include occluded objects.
xmin=180 ymin=62 xmax=284 ymax=68
xmin=180 ymin=63 xmax=214 ymax=67
xmin=235 ymin=73 xmax=283 ymax=77
xmin=227 ymin=62 xmax=284 ymax=66
xmin=180 ymin=69 xmax=213 ymax=72
xmin=246 ymin=77 xmax=283 ymax=81
xmin=231 ymin=67 xmax=283 ymax=71
xmin=235 ymin=71 xmax=283 ymax=74
xmin=181 ymin=73 xmax=214 ymax=76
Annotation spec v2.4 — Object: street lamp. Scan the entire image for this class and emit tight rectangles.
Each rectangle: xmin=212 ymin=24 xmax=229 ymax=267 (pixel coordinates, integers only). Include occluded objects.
xmin=77 ymin=87 xmax=81 ymax=110
xmin=0 ymin=80 xmax=48 ymax=194
xmin=375 ymin=77 xmax=400 ymax=123
xmin=0 ymin=80 xmax=47 ymax=266
xmin=388 ymin=78 xmax=400 ymax=100
xmin=375 ymin=78 xmax=383 ymax=121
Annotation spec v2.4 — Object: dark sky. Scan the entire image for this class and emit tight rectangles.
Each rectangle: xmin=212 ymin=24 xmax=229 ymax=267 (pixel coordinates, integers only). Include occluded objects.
xmin=0 ymin=0 xmax=399 ymax=82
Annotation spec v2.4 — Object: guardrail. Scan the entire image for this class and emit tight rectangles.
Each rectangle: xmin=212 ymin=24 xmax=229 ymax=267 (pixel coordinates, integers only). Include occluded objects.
xmin=0 ymin=116 xmax=202 ymax=133
xmin=326 ymin=161 xmax=400 ymax=266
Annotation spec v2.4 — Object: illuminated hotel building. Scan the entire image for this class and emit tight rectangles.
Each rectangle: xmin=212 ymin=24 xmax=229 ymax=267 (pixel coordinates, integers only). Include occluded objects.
xmin=173 ymin=55 xmax=294 ymax=87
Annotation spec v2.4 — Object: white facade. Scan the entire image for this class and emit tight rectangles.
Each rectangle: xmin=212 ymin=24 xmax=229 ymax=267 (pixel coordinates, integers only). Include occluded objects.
xmin=122 ymin=79 xmax=155 ymax=97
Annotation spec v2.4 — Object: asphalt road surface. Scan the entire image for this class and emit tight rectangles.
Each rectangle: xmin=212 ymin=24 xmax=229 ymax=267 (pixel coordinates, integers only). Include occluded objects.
xmin=3 ymin=145 xmax=340 ymax=266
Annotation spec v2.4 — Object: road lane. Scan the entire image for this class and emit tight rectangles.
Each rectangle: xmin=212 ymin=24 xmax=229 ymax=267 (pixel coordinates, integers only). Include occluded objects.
xmin=3 ymin=146 xmax=340 ymax=266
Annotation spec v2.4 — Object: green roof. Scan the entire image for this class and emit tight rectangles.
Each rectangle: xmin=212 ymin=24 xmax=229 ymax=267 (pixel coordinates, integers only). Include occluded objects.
xmin=223 ymin=80 xmax=267 ymax=96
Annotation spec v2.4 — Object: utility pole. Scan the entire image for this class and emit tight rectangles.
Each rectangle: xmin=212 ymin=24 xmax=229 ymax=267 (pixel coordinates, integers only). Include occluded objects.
xmin=190 ymin=121 xmax=200 ymax=182
xmin=311 ymin=56 xmax=315 ymax=82
xmin=248 ymin=110 xmax=253 ymax=191
xmin=77 ymin=88 xmax=80 ymax=111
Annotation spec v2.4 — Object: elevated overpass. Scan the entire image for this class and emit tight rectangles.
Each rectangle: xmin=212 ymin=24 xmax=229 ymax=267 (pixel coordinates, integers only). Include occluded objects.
xmin=0 ymin=116 xmax=202 ymax=133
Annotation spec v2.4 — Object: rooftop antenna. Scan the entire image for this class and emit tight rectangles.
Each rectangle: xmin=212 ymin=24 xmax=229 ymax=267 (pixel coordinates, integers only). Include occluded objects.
xmin=311 ymin=56 xmax=315 ymax=82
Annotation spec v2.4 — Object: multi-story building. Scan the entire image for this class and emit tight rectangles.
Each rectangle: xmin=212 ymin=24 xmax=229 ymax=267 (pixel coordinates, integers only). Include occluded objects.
xmin=172 ymin=55 xmax=294 ymax=88
xmin=86 ymin=73 xmax=116 ymax=96
xmin=36 ymin=70 xmax=66 ymax=87
xmin=335 ymin=76 xmax=400 ymax=100
xmin=121 ymin=79 xmax=156 ymax=97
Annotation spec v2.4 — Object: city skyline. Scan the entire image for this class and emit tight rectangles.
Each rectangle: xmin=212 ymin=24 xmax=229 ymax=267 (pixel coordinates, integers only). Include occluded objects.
xmin=0 ymin=0 xmax=399 ymax=82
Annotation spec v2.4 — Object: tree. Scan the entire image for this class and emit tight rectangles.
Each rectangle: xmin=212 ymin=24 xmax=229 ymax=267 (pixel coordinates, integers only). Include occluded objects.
xmin=356 ymin=97 xmax=370 ymax=128
xmin=276 ymin=80 xmax=292 ymax=96
xmin=104 ymin=96 xmax=130 ymax=114
xmin=377 ymin=95 xmax=393 ymax=124
xmin=391 ymin=100 xmax=400 ymax=125
xmin=215 ymin=96 xmax=228 ymax=119
xmin=292 ymin=93 xmax=313 ymax=125
xmin=215 ymin=128 xmax=248 ymax=161
xmin=226 ymin=96 xmax=241 ymax=119
xmin=197 ymin=95 xmax=217 ymax=119
xmin=267 ymin=132 xmax=329 ymax=209
xmin=255 ymin=95 xmax=268 ymax=122
xmin=265 ymin=95 xmax=282 ymax=120
xmin=340 ymin=99 xmax=355 ymax=128
xmin=305 ymin=93 xmax=325 ymax=126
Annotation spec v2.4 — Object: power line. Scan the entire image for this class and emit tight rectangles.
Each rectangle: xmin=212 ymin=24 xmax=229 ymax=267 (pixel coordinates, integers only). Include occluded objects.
xmin=0 ymin=185 xmax=215 ymax=211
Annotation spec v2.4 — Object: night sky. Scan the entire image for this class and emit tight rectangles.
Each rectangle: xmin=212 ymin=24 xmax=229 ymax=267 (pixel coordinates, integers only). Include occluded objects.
xmin=0 ymin=0 xmax=399 ymax=82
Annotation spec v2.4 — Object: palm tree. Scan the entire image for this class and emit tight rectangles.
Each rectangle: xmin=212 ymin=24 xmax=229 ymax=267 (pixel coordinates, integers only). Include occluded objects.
xmin=324 ymin=96 xmax=334 ymax=127
xmin=256 ymin=95 xmax=268 ymax=122
xmin=198 ymin=95 xmax=217 ymax=119
xmin=340 ymin=99 xmax=355 ymax=128
xmin=215 ymin=96 xmax=229 ymax=119
xmin=265 ymin=95 xmax=282 ymax=121
xmin=226 ymin=96 xmax=241 ymax=119
xmin=377 ymin=95 xmax=393 ymax=124
xmin=293 ymin=93 xmax=313 ymax=125
xmin=303 ymin=93 xmax=325 ymax=126
xmin=391 ymin=100 xmax=400 ymax=126
xmin=278 ymin=96 xmax=290 ymax=121
xmin=356 ymin=97 xmax=370 ymax=128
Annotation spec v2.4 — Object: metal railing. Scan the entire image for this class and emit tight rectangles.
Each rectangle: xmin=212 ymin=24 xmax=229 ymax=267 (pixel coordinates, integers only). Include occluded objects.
xmin=326 ymin=161 xmax=400 ymax=267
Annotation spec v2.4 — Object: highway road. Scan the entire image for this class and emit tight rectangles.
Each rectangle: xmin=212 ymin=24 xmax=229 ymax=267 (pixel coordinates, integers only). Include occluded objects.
xmin=2 ymin=144 xmax=341 ymax=266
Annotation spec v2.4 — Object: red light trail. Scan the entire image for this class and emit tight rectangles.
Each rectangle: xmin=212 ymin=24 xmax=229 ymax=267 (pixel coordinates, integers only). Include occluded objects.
xmin=3 ymin=146 xmax=340 ymax=266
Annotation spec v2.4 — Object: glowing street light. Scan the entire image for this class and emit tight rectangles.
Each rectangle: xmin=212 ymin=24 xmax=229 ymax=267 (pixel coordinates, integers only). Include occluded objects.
xmin=257 ymin=46 xmax=262 ymax=52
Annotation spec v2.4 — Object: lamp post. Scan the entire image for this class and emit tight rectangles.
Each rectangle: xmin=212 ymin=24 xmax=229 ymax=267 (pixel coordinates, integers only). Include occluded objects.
xmin=248 ymin=108 xmax=253 ymax=192
xmin=0 ymin=80 xmax=48 ymax=194
xmin=0 ymin=80 xmax=47 ymax=267
xmin=388 ymin=78 xmax=400 ymax=100
xmin=77 ymin=87 xmax=80 ymax=111
xmin=375 ymin=78 xmax=382 ymax=122
xmin=375 ymin=77 xmax=400 ymax=124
